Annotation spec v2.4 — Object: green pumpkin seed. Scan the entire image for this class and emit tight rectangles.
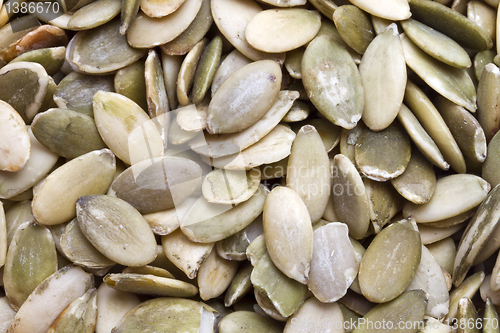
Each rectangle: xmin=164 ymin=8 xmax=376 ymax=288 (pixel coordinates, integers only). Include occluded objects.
xmin=67 ymin=0 xmax=120 ymax=30
xmin=207 ymin=59 xmax=281 ymax=134
xmin=333 ymin=5 xmax=374 ymax=55
xmin=192 ymin=35 xmax=222 ymax=104
xmin=60 ymin=218 xmax=116 ymax=270
xmin=31 ymin=108 xmax=107 ymax=159
xmin=5 ymin=201 xmax=34 ymax=246
xmin=161 ymin=52 xmax=183 ymax=110
xmin=446 ymin=271 xmax=484 ymax=321
xmin=0 ymin=61 xmax=50 ymax=123
xmin=483 ymin=298 xmax=499 ymax=333
xmin=483 ymin=131 xmax=500 ymax=187
xmin=359 ymin=222 xmax=422 ymax=303
xmin=33 ymin=7 xmax=72 ymax=30
xmin=371 ymin=15 xmax=394 ymax=35
xmin=76 ymin=194 xmax=157 ymax=267
xmin=122 ymin=265 xmax=174 ymax=279
xmin=391 ymin=149 xmax=436 ymax=205
xmin=127 ymin=0 xmax=202 ymax=48
xmin=349 ymin=0 xmax=410 ymax=21
xmin=475 ymin=50 xmax=496 ymax=80
xmin=112 ymin=297 xmax=216 ymax=333
xmin=46 ymin=288 xmax=97 ymax=333
xmin=401 ymin=19 xmax=471 ymax=69
xmin=426 ymin=237 xmax=457 ymax=276
xmin=308 ymin=223 xmax=358 ymax=302
xmin=66 ymin=19 xmax=147 ymax=74
xmin=339 ymin=123 xmax=364 ymax=164
xmin=197 ymin=249 xmax=238 ymax=300
xmin=93 ymin=91 xmax=164 ymax=165
xmin=54 ymin=72 xmax=115 ymax=117
xmin=284 ymin=47 xmax=304 ymax=80
xmin=477 ymin=63 xmax=500 ymax=142
xmin=224 ymin=262 xmax=253 ymax=307
xmin=141 ymin=0 xmax=185 ymax=17
xmin=119 ymin=0 xmax=140 ymax=34
xmin=401 ymin=34 xmax=477 ymax=112
xmin=355 ymin=123 xmax=411 ymax=181
xmin=408 ymin=0 xmax=493 ymax=51
xmin=364 ymin=178 xmax=403 ymax=233
xmin=453 ymin=184 xmax=500 ymax=286
xmin=114 ymin=61 xmax=148 ymax=112
xmin=104 ymin=273 xmax=198 ymax=297
xmin=32 ymin=149 xmax=115 ymax=225
xmin=94 ymin=283 xmax=140 ymax=333
xmin=468 ymin=0 xmax=496 ymax=41
xmin=352 ymin=290 xmax=427 ymax=333
xmin=7 ymin=265 xmax=94 ymax=333
xmin=211 ymin=49 xmax=252 ymax=97
xmin=331 ymin=154 xmax=370 ymax=239
xmin=263 ymin=186 xmax=312 ymax=284
xmin=404 ymin=80 xmax=465 ymax=173
xmin=302 ymin=35 xmax=364 ymax=129
xmin=10 ymin=46 xmax=65 ymax=76
xmin=177 ymin=38 xmax=206 ymax=106
xmin=246 ymin=9 xmax=320 ymax=53
xmin=308 ymin=0 xmax=337 ymax=19
xmin=219 ymin=311 xmax=283 ymax=333
xmin=3 ymin=221 xmax=57 ymax=310
xmin=160 ymin=0 xmax=212 ymax=56
xmin=161 ymin=229 xmax=213 ymax=279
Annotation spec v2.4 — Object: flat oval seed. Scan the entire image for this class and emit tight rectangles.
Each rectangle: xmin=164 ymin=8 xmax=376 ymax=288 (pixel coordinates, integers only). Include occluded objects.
xmin=112 ymin=298 xmax=216 ymax=333
xmin=0 ymin=61 xmax=50 ymax=123
xmin=331 ymin=154 xmax=370 ymax=240
xmin=219 ymin=311 xmax=282 ymax=333
xmin=207 ymin=60 xmax=281 ymax=134
xmin=333 ymin=5 xmax=374 ymax=55
xmin=353 ymin=290 xmax=427 ymax=333
xmin=453 ymin=185 xmax=500 ymax=287
xmin=436 ymin=96 xmax=487 ymax=163
xmin=32 ymin=149 xmax=116 ymax=225
xmin=67 ymin=0 xmax=121 ymax=30
xmin=95 ymin=283 xmax=140 ymax=333
xmin=418 ymin=223 xmax=466 ymax=245
xmin=287 ymin=125 xmax=331 ymax=223
xmin=76 ymin=194 xmax=157 ymax=267
xmin=202 ymin=168 xmax=261 ymax=205
xmin=0 ymin=101 xmax=30 ymax=172
xmin=246 ymin=9 xmax=320 ymax=53
xmin=284 ymin=47 xmax=304 ymax=80
xmin=176 ymin=104 xmax=207 ymax=132
xmin=10 ymin=46 xmax=66 ymax=76
xmin=403 ymin=174 xmax=490 ymax=223
xmin=114 ymin=61 xmax=148 ymax=112
xmin=47 ymin=288 xmax=97 ymax=333
xmin=104 ymin=273 xmax=198 ymax=297
xmin=474 ymin=50 xmax=496 ymax=80
xmin=60 ymin=218 xmax=116 ymax=269
xmin=359 ymin=23 xmax=406 ymax=131
xmin=211 ymin=0 xmax=285 ymax=63
xmin=143 ymin=197 xmax=196 ymax=236
xmin=404 ymin=80 xmax=465 ymax=173
xmin=284 ymin=298 xmax=344 ymax=333
xmin=4 ymin=221 xmax=57 ymax=310
xmin=364 ymin=178 xmax=403 ymax=233
xmin=483 ymin=131 xmax=500 ymax=187
xmin=302 ymin=35 xmax=364 ymax=129
xmin=192 ymin=35 xmax=223 ymax=104
xmin=177 ymin=38 xmax=206 ymax=107
xmin=401 ymin=34 xmax=477 ymax=112
xmin=31 ymin=108 xmax=107 ymax=159
xmin=211 ymin=49 xmax=252 ymax=97
xmin=477 ymin=63 xmax=500 ymax=142
xmin=446 ymin=271 xmax=484 ymax=321
xmin=401 ymin=19 xmax=472 ymax=69
xmin=141 ymin=0 xmax=185 ymax=17
xmin=427 ymin=237 xmax=457 ymax=276
xmin=110 ymin=156 xmax=202 ymax=214
xmin=263 ymin=186 xmax=313 ymax=284
xmin=54 ymin=72 xmax=115 ymax=117
xmin=160 ymin=0 xmax=212 ymax=56
xmin=359 ymin=222 xmax=422 ymax=303
xmin=182 ymin=185 xmax=267 ymax=243
xmin=66 ymin=19 xmax=147 ymax=74
xmin=355 ymin=123 xmax=411 ymax=181
xmin=93 ymin=91 xmax=163 ymax=165
xmin=308 ymin=223 xmax=358 ymax=303
xmin=197 ymin=249 xmax=239 ymax=301
xmin=6 ymin=265 xmax=93 ymax=333
xmin=409 ymin=0 xmax=493 ymax=51
xmin=391 ymin=149 xmax=436 ymax=204
xmin=349 ymin=0 xmax=410 ymax=20
xmin=224 ymin=262 xmax=253 ymax=306
xmin=145 ymin=49 xmax=169 ymax=120
xmin=283 ymin=100 xmax=309 ymax=122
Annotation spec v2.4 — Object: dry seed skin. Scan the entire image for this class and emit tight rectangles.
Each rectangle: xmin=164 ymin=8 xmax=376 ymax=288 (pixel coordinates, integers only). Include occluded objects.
xmin=219 ymin=311 xmax=282 ymax=333
xmin=302 ymin=35 xmax=364 ymax=129
xmin=263 ymin=186 xmax=313 ymax=284
xmin=308 ymin=223 xmax=358 ymax=303
xmin=359 ymin=23 xmax=406 ymax=131
xmin=358 ymin=222 xmax=422 ymax=303
xmin=112 ymin=297 xmax=216 ymax=333
xmin=207 ymin=60 xmax=281 ymax=134
xmin=76 ymin=195 xmax=157 ymax=267
xmin=32 ymin=149 xmax=116 ymax=225
xmin=349 ymin=0 xmax=410 ymax=21
xmin=245 ymin=9 xmax=320 ymax=53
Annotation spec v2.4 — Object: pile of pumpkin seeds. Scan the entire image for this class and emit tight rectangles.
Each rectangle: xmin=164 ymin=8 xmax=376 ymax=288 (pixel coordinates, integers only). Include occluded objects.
xmin=3 ymin=0 xmax=500 ymax=331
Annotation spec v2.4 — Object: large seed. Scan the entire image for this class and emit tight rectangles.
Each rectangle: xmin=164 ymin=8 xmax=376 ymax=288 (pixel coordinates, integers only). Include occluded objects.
xmin=76 ymin=194 xmax=157 ymax=267
xmin=46 ymin=288 xmax=97 ymax=333
xmin=197 ymin=249 xmax=239 ymax=301
xmin=0 ymin=101 xmax=30 ymax=172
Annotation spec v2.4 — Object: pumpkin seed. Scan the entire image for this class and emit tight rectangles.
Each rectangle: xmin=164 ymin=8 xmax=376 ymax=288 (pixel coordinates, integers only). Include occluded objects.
xmin=224 ymin=262 xmax=253 ymax=307
xmin=32 ymin=149 xmax=115 ymax=225
xmin=67 ymin=0 xmax=120 ymax=30
xmin=481 ymin=275 xmax=500 ymax=306
xmin=358 ymin=222 xmax=422 ymax=303
xmin=0 ymin=297 xmax=16 ymax=333
xmin=284 ymin=47 xmax=304 ymax=80
xmin=4 ymin=201 xmax=34 ymax=246
xmin=207 ymin=59 xmax=281 ymax=134
xmin=446 ymin=271 xmax=484 ymax=321
xmin=246 ymin=9 xmax=320 ymax=53
xmin=308 ymin=0 xmax=337 ymax=18
xmin=94 ymin=283 xmax=140 ymax=333
xmin=202 ymin=168 xmax=260 ymax=205
xmin=474 ymin=50 xmax=496 ymax=80
xmin=192 ymin=35 xmax=222 ymax=104
xmin=364 ymin=178 xmax=403 ymax=233
xmin=333 ymin=5 xmax=374 ymax=55
xmin=217 ymin=214 xmax=263 ymax=261
xmin=418 ymin=223 xmax=466 ymax=245
xmin=426 ymin=237 xmax=457 ymax=276
xmin=46 ymin=288 xmax=97 ymax=333
xmin=176 ymin=104 xmax=206 ymax=132
xmin=197 ymin=248 xmax=239 ymax=300
xmin=114 ymin=61 xmax=148 ymax=112
xmin=145 ymin=49 xmax=169 ymax=120
xmin=211 ymin=49 xmax=252 ymax=97
xmin=177 ymin=38 xmax=206 ymax=107
xmin=10 ymin=46 xmax=65 ymax=76
xmin=483 ymin=298 xmax=500 ymax=333
xmin=104 ymin=273 xmax=198 ymax=297
xmin=219 ymin=311 xmax=283 ymax=333
xmin=468 ymin=0 xmax=496 ymax=41
xmin=477 ymin=63 xmax=500 ymax=142
xmin=143 ymin=197 xmax=196 ymax=236
xmin=141 ymin=0 xmax=185 ymax=18
xmin=0 ymin=101 xmax=30 ymax=172
xmin=302 ymin=35 xmax=364 ymax=129
xmin=349 ymin=0 xmax=411 ymax=21
xmin=456 ymin=297 xmax=480 ymax=333
xmin=284 ymin=297 xmax=344 ymax=333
